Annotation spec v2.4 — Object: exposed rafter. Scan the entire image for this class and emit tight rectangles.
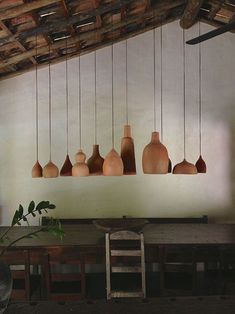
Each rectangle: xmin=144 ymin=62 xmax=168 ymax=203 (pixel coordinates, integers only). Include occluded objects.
xmin=180 ymin=0 xmax=204 ymax=29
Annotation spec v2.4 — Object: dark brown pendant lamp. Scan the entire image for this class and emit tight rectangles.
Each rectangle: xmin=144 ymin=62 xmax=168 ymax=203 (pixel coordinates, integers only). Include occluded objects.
xmin=173 ymin=29 xmax=197 ymax=175
xmin=43 ymin=42 xmax=59 ymax=178
xmin=87 ymin=51 xmax=104 ymax=175
xmin=72 ymin=55 xmax=89 ymax=177
xmin=32 ymin=33 xmax=42 ymax=178
xmin=60 ymin=38 xmax=73 ymax=176
xmin=120 ymin=38 xmax=136 ymax=175
xmin=142 ymin=27 xmax=169 ymax=174
xmin=195 ymin=22 xmax=207 ymax=173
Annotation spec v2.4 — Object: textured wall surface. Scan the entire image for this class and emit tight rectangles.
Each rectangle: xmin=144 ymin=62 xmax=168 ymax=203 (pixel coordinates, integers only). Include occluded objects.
xmin=0 ymin=21 xmax=234 ymax=225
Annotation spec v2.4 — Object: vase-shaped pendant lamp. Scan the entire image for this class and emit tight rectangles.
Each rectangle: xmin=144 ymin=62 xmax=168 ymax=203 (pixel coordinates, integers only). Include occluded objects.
xmin=32 ymin=33 xmax=42 ymax=178
xmin=87 ymin=51 xmax=104 ymax=175
xmin=43 ymin=43 xmax=59 ymax=178
xmin=103 ymin=41 xmax=123 ymax=176
xmin=120 ymin=40 xmax=136 ymax=175
xmin=195 ymin=23 xmax=207 ymax=173
xmin=173 ymin=29 xmax=197 ymax=175
xmin=72 ymin=56 xmax=89 ymax=177
xmin=142 ymin=27 xmax=169 ymax=174
xmin=60 ymin=38 xmax=72 ymax=176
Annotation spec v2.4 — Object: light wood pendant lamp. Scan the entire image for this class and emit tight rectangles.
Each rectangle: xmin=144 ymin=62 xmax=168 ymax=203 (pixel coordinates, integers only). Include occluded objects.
xmin=142 ymin=26 xmax=169 ymax=174
xmin=32 ymin=33 xmax=42 ymax=178
xmin=195 ymin=23 xmax=207 ymax=173
xmin=60 ymin=37 xmax=73 ymax=176
xmin=43 ymin=42 xmax=59 ymax=178
xmin=173 ymin=29 xmax=197 ymax=175
xmin=72 ymin=55 xmax=89 ymax=177
xmin=103 ymin=28 xmax=123 ymax=176
xmin=87 ymin=51 xmax=104 ymax=175
xmin=120 ymin=38 xmax=136 ymax=175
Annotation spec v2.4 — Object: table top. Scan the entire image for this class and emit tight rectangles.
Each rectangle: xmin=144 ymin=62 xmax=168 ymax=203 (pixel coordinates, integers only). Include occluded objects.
xmin=1 ymin=224 xmax=235 ymax=248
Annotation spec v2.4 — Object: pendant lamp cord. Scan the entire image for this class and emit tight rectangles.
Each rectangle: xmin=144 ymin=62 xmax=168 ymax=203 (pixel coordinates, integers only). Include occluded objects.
xmin=78 ymin=54 xmax=82 ymax=149
xmin=199 ymin=22 xmax=202 ymax=156
xmin=160 ymin=23 xmax=163 ymax=140
xmin=111 ymin=17 xmax=114 ymax=148
xmin=153 ymin=28 xmax=156 ymax=131
xmin=65 ymin=37 xmax=69 ymax=155
xmin=183 ymin=28 xmax=186 ymax=160
xmin=35 ymin=33 xmax=39 ymax=161
xmin=48 ymin=42 xmax=52 ymax=161
xmin=94 ymin=50 xmax=97 ymax=145
xmin=125 ymin=39 xmax=129 ymax=125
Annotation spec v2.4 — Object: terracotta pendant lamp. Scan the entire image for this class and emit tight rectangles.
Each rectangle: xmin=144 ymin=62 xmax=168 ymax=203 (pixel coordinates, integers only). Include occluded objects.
xmin=72 ymin=55 xmax=89 ymax=177
xmin=142 ymin=27 xmax=169 ymax=174
xmin=43 ymin=43 xmax=59 ymax=178
xmin=120 ymin=39 xmax=136 ymax=175
xmin=87 ymin=51 xmax=104 ymax=175
xmin=195 ymin=23 xmax=207 ymax=173
xmin=32 ymin=33 xmax=42 ymax=178
xmin=173 ymin=29 xmax=197 ymax=175
xmin=103 ymin=42 xmax=124 ymax=176
xmin=60 ymin=38 xmax=73 ymax=176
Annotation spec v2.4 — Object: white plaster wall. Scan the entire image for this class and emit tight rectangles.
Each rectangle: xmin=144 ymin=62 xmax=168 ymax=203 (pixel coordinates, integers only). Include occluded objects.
xmin=0 ymin=21 xmax=234 ymax=225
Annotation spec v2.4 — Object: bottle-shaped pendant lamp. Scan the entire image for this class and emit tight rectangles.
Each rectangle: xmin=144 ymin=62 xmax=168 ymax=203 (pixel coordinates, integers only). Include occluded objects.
xmin=142 ymin=27 xmax=169 ymax=174
xmin=120 ymin=39 xmax=136 ymax=175
xmin=103 ymin=43 xmax=124 ymax=176
xmin=195 ymin=23 xmax=207 ymax=173
xmin=43 ymin=43 xmax=59 ymax=178
xmin=87 ymin=51 xmax=104 ymax=175
xmin=32 ymin=33 xmax=42 ymax=178
xmin=60 ymin=38 xmax=72 ymax=176
xmin=72 ymin=56 xmax=89 ymax=177
xmin=173 ymin=29 xmax=197 ymax=175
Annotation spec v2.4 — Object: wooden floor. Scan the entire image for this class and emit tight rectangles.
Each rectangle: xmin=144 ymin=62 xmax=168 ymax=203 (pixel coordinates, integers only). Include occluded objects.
xmin=5 ymin=296 xmax=235 ymax=314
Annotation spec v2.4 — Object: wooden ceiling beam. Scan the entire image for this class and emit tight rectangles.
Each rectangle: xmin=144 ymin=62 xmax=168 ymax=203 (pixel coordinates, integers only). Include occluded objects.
xmin=0 ymin=0 xmax=60 ymax=21
xmin=208 ymin=0 xmax=225 ymax=20
xmin=180 ymin=0 xmax=204 ymax=29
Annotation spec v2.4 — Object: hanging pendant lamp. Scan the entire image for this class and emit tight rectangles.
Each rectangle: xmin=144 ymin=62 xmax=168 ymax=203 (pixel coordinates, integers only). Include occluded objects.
xmin=72 ymin=55 xmax=89 ymax=177
xmin=103 ymin=40 xmax=123 ymax=176
xmin=32 ymin=33 xmax=42 ymax=178
xmin=60 ymin=38 xmax=73 ymax=176
xmin=142 ymin=27 xmax=169 ymax=174
xmin=87 ymin=51 xmax=104 ymax=175
xmin=120 ymin=39 xmax=136 ymax=175
xmin=43 ymin=43 xmax=59 ymax=178
xmin=195 ymin=23 xmax=207 ymax=173
xmin=173 ymin=29 xmax=197 ymax=175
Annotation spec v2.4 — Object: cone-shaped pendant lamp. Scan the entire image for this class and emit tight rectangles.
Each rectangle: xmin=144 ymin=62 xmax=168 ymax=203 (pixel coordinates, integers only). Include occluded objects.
xmin=43 ymin=43 xmax=59 ymax=178
xmin=195 ymin=23 xmax=207 ymax=173
xmin=103 ymin=42 xmax=123 ymax=176
xmin=87 ymin=51 xmax=104 ymax=175
xmin=72 ymin=56 xmax=89 ymax=177
xmin=120 ymin=39 xmax=136 ymax=175
xmin=60 ymin=38 xmax=72 ymax=176
xmin=142 ymin=27 xmax=169 ymax=174
xmin=32 ymin=33 xmax=42 ymax=178
xmin=173 ymin=29 xmax=197 ymax=175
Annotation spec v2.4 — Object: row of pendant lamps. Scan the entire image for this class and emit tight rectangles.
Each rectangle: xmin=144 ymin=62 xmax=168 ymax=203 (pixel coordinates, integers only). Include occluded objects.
xmin=32 ymin=23 xmax=206 ymax=178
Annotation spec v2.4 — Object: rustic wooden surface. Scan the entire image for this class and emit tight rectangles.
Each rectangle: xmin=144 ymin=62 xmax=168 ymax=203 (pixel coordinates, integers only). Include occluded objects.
xmin=1 ymin=224 xmax=235 ymax=248
xmin=5 ymin=296 xmax=235 ymax=314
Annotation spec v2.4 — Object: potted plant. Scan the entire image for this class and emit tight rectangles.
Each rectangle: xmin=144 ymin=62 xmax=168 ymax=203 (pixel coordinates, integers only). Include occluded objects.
xmin=0 ymin=200 xmax=64 ymax=312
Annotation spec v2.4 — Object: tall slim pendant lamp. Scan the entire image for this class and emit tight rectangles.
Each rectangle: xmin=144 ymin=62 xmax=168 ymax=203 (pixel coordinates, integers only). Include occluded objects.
xmin=43 ymin=43 xmax=59 ymax=178
xmin=103 ymin=41 xmax=124 ymax=176
xmin=32 ymin=33 xmax=42 ymax=178
xmin=60 ymin=38 xmax=73 ymax=176
xmin=173 ymin=29 xmax=197 ymax=175
xmin=87 ymin=51 xmax=104 ymax=175
xmin=142 ymin=27 xmax=169 ymax=174
xmin=72 ymin=55 xmax=89 ymax=177
xmin=120 ymin=39 xmax=136 ymax=175
xmin=195 ymin=22 xmax=207 ymax=173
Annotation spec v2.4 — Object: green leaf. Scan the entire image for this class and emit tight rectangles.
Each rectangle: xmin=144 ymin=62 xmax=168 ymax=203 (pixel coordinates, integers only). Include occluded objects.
xmin=28 ymin=201 xmax=35 ymax=213
xmin=31 ymin=212 xmax=36 ymax=217
xmin=36 ymin=201 xmax=50 ymax=211
xmin=11 ymin=210 xmax=19 ymax=226
xmin=18 ymin=205 xmax=24 ymax=219
xmin=23 ymin=216 xmax=27 ymax=222
xmin=48 ymin=204 xmax=56 ymax=209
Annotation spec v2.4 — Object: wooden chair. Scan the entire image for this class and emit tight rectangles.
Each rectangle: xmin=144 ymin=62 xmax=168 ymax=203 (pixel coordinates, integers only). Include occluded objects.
xmin=105 ymin=230 xmax=146 ymax=299
xmin=2 ymin=250 xmax=30 ymax=300
xmin=44 ymin=247 xmax=86 ymax=301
